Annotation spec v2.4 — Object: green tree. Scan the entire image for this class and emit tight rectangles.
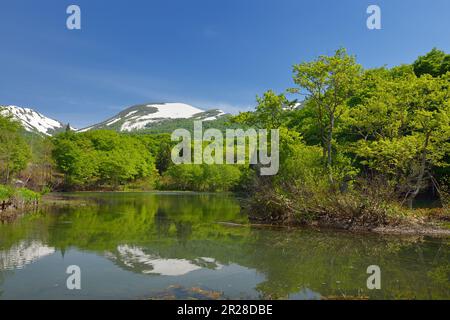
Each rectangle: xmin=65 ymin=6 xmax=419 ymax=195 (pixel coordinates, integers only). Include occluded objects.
xmin=345 ymin=68 xmax=450 ymax=207
xmin=290 ymin=48 xmax=362 ymax=175
xmin=52 ymin=130 xmax=157 ymax=189
xmin=0 ymin=114 xmax=31 ymax=184
xmin=405 ymin=75 xmax=450 ymax=207
xmin=413 ymin=48 xmax=450 ymax=77
xmin=23 ymin=135 xmax=56 ymax=190
xmin=162 ymin=164 xmax=243 ymax=192
xmin=233 ymin=90 xmax=292 ymax=129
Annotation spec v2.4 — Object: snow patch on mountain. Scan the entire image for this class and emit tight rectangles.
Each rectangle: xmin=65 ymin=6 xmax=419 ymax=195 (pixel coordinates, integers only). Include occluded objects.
xmin=125 ymin=110 xmax=138 ymax=117
xmin=0 ymin=105 xmax=67 ymax=135
xmin=106 ymin=118 xmax=121 ymax=126
xmin=203 ymin=111 xmax=226 ymax=121
xmin=79 ymin=102 xmax=227 ymax=133
xmin=145 ymin=103 xmax=204 ymax=118
xmin=119 ymin=103 xmax=205 ymax=132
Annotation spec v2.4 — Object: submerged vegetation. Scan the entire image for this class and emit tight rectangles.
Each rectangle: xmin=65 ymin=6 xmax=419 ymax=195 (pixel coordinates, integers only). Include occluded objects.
xmin=0 ymin=48 xmax=449 ymax=231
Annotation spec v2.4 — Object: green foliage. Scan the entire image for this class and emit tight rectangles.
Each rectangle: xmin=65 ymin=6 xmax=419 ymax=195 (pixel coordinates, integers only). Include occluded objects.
xmin=236 ymin=47 xmax=450 ymax=222
xmin=161 ymin=164 xmax=244 ymax=192
xmin=0 ymin=185 xmax=14 ymax=201
xmin=233 ymin=90 xmax=292 ymax=129
xmin=344 ymin=66 xmax=450 ymax=206
xmin=14 ymin=187 xmax=41 ymax=203
xmin=290 ymin=48 xmax=363 ymax=169
xmin=21 ymin=134 xmax=57 ymax=191
xmin=0 ymin=185 xmax=40 ymax=210
xmin=52 ymin=130 xmax=157 ymax=189
xmin=0 ymin=114 xmax=31 ymax=184
xmin=134 ymin=133 xmax=173 ymax=175
xmin=413 ymin=48 xmax=450 ymax=77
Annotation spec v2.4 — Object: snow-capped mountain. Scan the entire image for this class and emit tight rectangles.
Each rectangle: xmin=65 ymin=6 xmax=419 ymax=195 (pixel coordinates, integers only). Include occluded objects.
xmin=1 ymin=103 xmax=228 ymax=136
xmin=79 ymin=102 xmax=226 ymax=132
xmin=0 ymin=105 xmax=69 ymax=136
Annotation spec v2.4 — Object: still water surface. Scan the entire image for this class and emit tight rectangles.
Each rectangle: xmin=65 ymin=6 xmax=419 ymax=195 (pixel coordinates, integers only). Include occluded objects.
xmin=0 ymin=192 xmax=448 ymax=299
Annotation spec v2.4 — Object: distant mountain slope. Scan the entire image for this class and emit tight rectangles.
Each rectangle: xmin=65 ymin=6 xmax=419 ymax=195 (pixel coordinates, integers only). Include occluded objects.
xmin=136 ymin=113 xmax=238 ymax=134
xmin=0 ymin=103 xmax=231 ymax=136
xmin=79 ymin=102 xmax=227 ymax=133
xmin=0 ymin=105 xmax=69 ymax=136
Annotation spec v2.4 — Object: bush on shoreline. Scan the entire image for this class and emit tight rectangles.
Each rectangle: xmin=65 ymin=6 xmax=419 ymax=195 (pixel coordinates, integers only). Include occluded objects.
xmin=0 ymin=184 xmax=41 ymax=212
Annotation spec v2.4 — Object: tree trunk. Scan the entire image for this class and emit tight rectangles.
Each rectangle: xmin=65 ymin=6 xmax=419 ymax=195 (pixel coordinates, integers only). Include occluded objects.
xmin=407 ymin=132 xmax=431 ymax=209
xmin=327 ymin=113 xmax=335 ymax=183
xmin=5 ymin=161 xmax=10 ymax=184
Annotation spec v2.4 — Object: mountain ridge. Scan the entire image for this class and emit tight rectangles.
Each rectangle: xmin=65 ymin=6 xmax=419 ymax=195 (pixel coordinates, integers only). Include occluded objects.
xmin=0 ymin=105 xmax=69 ymax=136
xmin=79 ymin=102 xmax=226 ymax=133
xmin=1 ymin=103 xmax=228 ymax=136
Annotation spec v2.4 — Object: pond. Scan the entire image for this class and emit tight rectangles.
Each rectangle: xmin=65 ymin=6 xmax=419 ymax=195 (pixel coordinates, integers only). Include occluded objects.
xmin=0 ymin=192 xmax=449 ymax=300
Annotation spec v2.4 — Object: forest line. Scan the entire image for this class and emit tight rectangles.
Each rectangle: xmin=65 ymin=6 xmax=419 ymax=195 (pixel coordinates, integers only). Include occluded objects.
xmin=1 ymin=48 xmax=449 ymax=231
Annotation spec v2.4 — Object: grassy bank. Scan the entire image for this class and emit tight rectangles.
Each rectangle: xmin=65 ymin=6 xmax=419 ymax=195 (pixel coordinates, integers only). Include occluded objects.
xmin=0 ymin=185 xmax=41 ymax=220
xmin=245 ymin=181 xmax=450 ymax=236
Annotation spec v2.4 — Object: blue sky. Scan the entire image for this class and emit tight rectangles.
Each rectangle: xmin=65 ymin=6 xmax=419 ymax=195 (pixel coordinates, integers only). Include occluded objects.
xmin=1 ymin=0 xmax=449 ymax=128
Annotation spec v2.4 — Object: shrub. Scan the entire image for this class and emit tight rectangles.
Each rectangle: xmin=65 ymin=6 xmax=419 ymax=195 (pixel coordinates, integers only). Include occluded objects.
xmin=0 ymin=185 xmax=14 ymax=201
xmin=0 ymin=185 xmax=40 ymax=211
xmin=14 ymin=188 xmax=41 ymax=204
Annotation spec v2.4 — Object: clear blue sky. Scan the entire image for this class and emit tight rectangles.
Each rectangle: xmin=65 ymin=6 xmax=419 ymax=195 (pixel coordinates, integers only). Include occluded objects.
xmin=1 ymin=0 xmax=449 ymax=128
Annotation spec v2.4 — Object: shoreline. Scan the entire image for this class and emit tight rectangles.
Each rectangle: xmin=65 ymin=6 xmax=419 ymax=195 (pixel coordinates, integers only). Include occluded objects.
xmin=219 ymin=220 xmax=450 ymax=238
xmin=229 ymin=210 xmax=450 ymax=238
xmin=3 ymin=191 xmax=449 ymax=238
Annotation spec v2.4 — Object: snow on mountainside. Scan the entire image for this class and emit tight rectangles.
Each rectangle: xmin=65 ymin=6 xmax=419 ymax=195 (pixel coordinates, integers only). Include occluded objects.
xmin=0 ymin=105 xmax=68 ymax=136
xmin=79 ymin=102 xmax=227 ymax=132
xmin=0 ymin=103 xmax=228 ymax=135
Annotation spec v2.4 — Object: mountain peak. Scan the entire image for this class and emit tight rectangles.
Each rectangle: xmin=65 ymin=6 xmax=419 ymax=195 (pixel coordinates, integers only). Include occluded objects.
xmin=0 ymin=105 xmax=70 ymax=136
xmin=79 ymin=102 xmax=226 ymax=132
xmin=1 ymin=103 xmax=228 ymax=135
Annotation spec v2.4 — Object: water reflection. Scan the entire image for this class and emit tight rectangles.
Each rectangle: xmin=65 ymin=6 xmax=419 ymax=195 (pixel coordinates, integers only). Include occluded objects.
xmin=0 ymin=192 xmax=448 ymax=300
xmin=107 ymin=245 xmax=222 ymax=276
xmin=0 ymin=241 xmax=55 ymax=270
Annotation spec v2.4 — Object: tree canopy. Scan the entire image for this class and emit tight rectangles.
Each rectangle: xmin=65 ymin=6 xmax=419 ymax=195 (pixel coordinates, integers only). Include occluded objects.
xmin=0 ymin=115 xmax=31 ymax=184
